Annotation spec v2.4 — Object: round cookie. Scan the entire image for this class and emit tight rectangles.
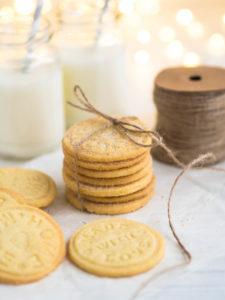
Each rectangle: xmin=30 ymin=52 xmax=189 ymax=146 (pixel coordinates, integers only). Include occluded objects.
xmin=63 ymin=171 xmax=153 ymax=197
xmin=66 ymin=180 xmax=155 ymax=214
xmin=68 ymin=218 xmax=165 ymax=277
xmin=64 ymin=151 xmax=148 ymax=171
xmin=64 ymin=153 xmax=151 ymax=178
xmin=0 ymin=168 xmax=57 ymax=208
xmin=63 ymin=160 xmax=152 ymax=186
xmin=0 ymin=206 xmax=65 ymax=284
xmin=62 ymin=116 xmax=151 ymax=162
xmin=0 ymin=188 xmax=25 ymax=208
xmin=71 ymin=176 xmax=156 ymax=204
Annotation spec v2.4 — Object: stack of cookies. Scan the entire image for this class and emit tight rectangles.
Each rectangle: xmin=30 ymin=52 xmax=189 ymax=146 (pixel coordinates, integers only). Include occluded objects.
xmin=62 ymin=116 xmax=155 ymax=215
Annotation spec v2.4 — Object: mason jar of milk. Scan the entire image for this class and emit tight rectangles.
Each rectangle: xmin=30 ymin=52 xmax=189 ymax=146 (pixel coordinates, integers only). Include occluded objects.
xmin=54 ymin=2 xmax=129 ymax=128
xmin=0 ymin=17 xmax=64 ymax=159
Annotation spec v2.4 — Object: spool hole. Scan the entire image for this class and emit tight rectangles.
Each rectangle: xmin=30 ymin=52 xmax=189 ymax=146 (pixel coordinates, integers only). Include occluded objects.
xmin=189 ymin=74 xmax=202 ymax=81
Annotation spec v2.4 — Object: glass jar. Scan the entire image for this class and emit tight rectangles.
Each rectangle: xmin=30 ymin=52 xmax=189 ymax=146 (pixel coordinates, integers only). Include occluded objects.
xmin=0 ymin=16 xmax=64 ymax=159
xmin=54 ymin=1 xmax=129 ymax=128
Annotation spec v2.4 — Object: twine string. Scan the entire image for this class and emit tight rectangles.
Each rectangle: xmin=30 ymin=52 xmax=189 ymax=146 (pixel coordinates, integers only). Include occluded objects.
xmin=68 ymin=85 xmax=213 ymax=262
xmin=69 ymin=123 xmax=112 ymax=210
xmin=154 ymin=86 xmax=225 ymax=165
xmin=68 ymin=86 xmax=185 ymax=167
xmin=168 ymin=152 xmax=214 ymax=261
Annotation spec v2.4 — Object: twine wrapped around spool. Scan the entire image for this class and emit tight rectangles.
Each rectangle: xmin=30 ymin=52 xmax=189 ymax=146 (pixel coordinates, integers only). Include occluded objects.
xmin=152 ymin=66 xmax=225 ymax=165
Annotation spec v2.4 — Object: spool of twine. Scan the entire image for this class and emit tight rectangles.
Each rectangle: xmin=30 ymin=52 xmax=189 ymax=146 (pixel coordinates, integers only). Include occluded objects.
xmin=152 ymin=66 xmax=225 ymax=165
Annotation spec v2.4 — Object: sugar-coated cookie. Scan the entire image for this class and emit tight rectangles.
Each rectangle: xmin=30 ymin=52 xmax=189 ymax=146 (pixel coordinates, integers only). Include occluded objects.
xmin=62 ymin=116 xmax=150 ymax=162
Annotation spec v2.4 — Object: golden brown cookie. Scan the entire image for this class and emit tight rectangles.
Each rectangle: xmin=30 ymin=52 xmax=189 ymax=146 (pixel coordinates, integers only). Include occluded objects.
xmin=62 ymin=116 xmax=151 ymax=162
xmin=68 ymin=218 xmax=165 ymax=277
xmin=63 ymin=171 xmax=153 ymax=197
xmin=0 ymin=188 xmax=25 ymax=208
xmin=0 ymin=206 xmax=65 ymax=284
xmin=64 ymin=153 xmax=151 ymax=178
xmin=64 ymin=151 xmax=148 ymax=171
xmin=68 ymin=176 xmax=156 ymax=203
xmin=0 ymin=168 xmax=57 ymax=208
xmin=66 ymin=179 xmax=154 ymax=215
xmin=63 ymin=159 xmax=152 ymax=186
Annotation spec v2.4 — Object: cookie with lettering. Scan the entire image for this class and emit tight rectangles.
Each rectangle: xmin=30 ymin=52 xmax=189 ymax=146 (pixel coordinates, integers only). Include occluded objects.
xmin=62 ymin=116 xmax=151 ymax=162
xmin=0 ymin=188 xmax=25 ymax=208
xmin=0 ymin=168 xmax=57 ymax=208
xmin=69 ymin=218 xmax=165 ymax=277
xmin=0 ymin=206 xmax=65 ymax=284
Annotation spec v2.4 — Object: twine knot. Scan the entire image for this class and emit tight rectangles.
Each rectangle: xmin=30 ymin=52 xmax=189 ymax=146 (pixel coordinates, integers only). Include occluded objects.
xmin=68 ymin=85 xmax=185 ymax=167
xmin=111 ymin=118 xmax=120 ymax=126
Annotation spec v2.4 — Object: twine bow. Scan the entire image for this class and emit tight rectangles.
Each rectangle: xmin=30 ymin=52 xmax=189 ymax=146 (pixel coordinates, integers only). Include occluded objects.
xmin=68 ymin=85 xmax=215 ymax=264
xmin=68 ymin=86 xmax=185 ymax=167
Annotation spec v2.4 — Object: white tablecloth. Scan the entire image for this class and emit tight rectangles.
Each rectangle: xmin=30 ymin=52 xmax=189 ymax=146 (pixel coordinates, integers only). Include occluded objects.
xmin=1 ymin=149 xmax=225 ymax=300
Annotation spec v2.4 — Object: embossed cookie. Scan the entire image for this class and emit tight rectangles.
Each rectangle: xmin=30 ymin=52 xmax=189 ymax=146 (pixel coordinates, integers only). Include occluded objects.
xmin=63 ymin=159 xmax=152 ymax=186
xmin=64 ymin=151 xmax=147 ymax=171
xmin=69 ymin=218 xmax=165 ymax=277
xmin=64 ymin=153 xmax=150 ymax=177
xmin=68 ymin=176 xmax=156 ymax=204
xmin=62 ymin=116 xmax=151 ymax=162
xmin=0 ymin=188 xmax=25 ymax=208
xmin=63 ymin=171 xmax=153 ymax=197
xmin=0 ymin=206 xmax=65 ymax=284
xmin=0 ymin=168 xmax=57 ymax=208
xmin=66 ymin=180 xmax=155 ymax=214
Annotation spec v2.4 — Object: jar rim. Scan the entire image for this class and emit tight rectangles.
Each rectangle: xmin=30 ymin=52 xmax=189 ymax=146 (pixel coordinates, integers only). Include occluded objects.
xmin=0 ymin=16 xmax=52 ymax=48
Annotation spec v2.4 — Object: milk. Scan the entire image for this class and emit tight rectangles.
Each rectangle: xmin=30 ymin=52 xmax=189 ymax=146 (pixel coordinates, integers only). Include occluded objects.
xmin=61 ymin=44 xmax=129 ymax=128
xmin=0 ymin=63 xmax=64 ymax=159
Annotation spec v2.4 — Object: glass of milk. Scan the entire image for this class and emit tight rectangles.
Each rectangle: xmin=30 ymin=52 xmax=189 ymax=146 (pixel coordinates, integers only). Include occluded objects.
xmin=0 ymin=17 xmax=64 ymax=159
xmin=54 ymin=1 xmax=129 ymax=128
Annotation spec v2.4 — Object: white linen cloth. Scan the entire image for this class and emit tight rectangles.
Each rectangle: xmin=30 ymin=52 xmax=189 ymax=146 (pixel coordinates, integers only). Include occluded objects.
xmin=1 ymin=149 xmax=225 ymax=300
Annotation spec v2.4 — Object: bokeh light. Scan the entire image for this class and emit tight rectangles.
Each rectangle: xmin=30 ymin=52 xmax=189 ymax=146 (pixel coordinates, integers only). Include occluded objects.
xmin=158 ymin=26 xmax=176 ymax=43
xmin=135 ymin=0 xmax=160 ymax=15
xmin=118 ymin=0 xmax=134 ymax=15
xmin=186 ymin=21 xmax=204 ymax=39
xmin=223 ymin=14 xmax=225 ymax=24
xmin=208 ymin=33 xmax=225 ymax=55
xmin=0 ymin=6 xmax=15 ymax=22
xmin=176 ymin=9 xmax=193 ymax=26
xmin=165 ymin=40 xmax=184 ymax=59
xmin=134 ymin=49 xmax=150 ymax=64
xmin=14 ymin=0 xmax=35 ymax=15
xmin=183 ymin=52 xmax=201 ymax=66
xmin=137 ymin=30 xmax=151 ymax=44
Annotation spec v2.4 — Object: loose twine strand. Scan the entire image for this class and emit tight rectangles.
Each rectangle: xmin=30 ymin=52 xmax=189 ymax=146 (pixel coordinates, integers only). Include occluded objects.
xmin=167 ymin=152 xmax=214 ymax=261
xmin=68 ymin=85 xmax=214 ymax=263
